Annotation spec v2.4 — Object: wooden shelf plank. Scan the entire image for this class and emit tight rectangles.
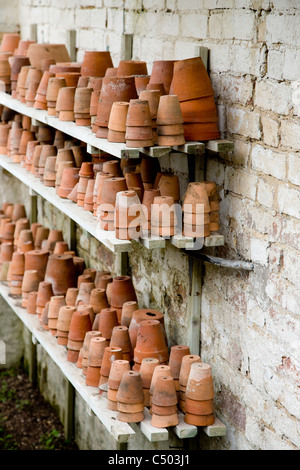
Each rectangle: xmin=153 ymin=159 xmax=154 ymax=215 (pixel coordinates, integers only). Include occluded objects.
xmin=206 ymin=139 xmax=234 ymax=153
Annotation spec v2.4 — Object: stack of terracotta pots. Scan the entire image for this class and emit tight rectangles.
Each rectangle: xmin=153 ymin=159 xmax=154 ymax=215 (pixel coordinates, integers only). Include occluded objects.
xmin=139 ymin=90 xmax=160 ymax=144
xmin=169 ymin=345 xmax=191 ymax=400
xmin=16 ymin=65 xmax=34 ymax=103
xmin=178 ymin=354 xmax=201 ymax=413
xmin=156 ymin=94 xmax=185 ymax=146
xmin=56 ymin=86 xmax=75 ymax=121
xmin=125 ymin=99 xmax=154 ymax=148
xmin=47 ymin=295 xmax=66 ymax=336
xmin=77 ymin=162 xmax=94 ymax=207
xmin=34 ymin=70 xmax=55 ymax=110
xmin=21 ymin=269 xmax=39 ymax=308
xmin=106 ymin=359 xmax=130 ymax=410
xmin=107 ymin=101 xmax=129 ymax=143
xmin=67 ymin=309 xmax=92 ymax=363
xmin=46 ymin=77 xmax=67 ymax=116
xmin=116 ymin=370 xmax=145 ymax=423
xmin=204 ymin=181 xmax=221 ymax=232
xmin=151 ymin=375 xmax=179 ymax=428
xmin=85 ymin=336 xmax=108 ymax=387
xmin=35 ymin=281 xmax=54 ymax=319
xmin=170 ymin=57 xmax=220 ymax=141
xmin=0 ymin=123 xmax=11 ymax=154
xmin=56 ymin=305 xmax=76 ymax=346
xmin=140 ymin=357 xmax=159 ymax=407
xmin=114 ymin=190 xmax=145 ymax=240
xmin=24 ymin=68 xmax=43 ymax=107
xmin=0 ymin=56 xmax=12 ymax=94
xmin=133 ymin=319 xmax=169 ymax=371
xmin=184 ymin=362 xmax=215 ymax=426
xmin=80 ymin=330 xmax=102 ymax=375
xmin=97 ymin=177 xmax=127 ymax=230
xmin=93 ymin=76 xmax=138 ymax=139
xmin=88 ymin=77 xmax=103 ymax=127
xmin=83 ymin=178 xmax=95 ymax=212
xmin=8 ymin=251 xmax=24 ymax=295
xmin=151 ymin=195 xmax=177 ymax=238
xmin=74 ymin=87 xmax=92 ymax=126
xmin=43 ymin=155 xmax=57 ymax=187
xmin=148 ymin=364 xmax=172 ymax=410
xmin=99 ymin=345 xmax=123 ymax=386
xmin=109 ymin=275 xmax=137 ymax=323
xmin=182 ymin=182 xmax=211 ymax=239
xmin=10 ymin=56 xmax=31 ymax=98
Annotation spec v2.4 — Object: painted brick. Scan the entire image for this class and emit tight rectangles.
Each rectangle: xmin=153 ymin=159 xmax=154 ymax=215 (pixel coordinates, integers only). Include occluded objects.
xmin=261 ymin=114 xmax=280 ymax=148
xmin=288 ymin=153 xmax=300 ymax=186
xmin=251 ymin=144 xmax=286 ymax=181
xmin=266 ymin=12 xmax=300 ymax=47
xmin=292 ymin=81 xmax=300 ymax=116
xmin=250 ymin=238 xmax=269 ymax=266
xmin=255 ymin=79 xmax=292 ymax=115
xmin=227 ymin=107 xmax=261 ymax=139
xmin=181 ymin=13 xmax=208 ymax=39
xmin=281 ymin=120 xmax=300 ymax=150
xmin=225 ymin=167 xmax=258 ymax=200
xmin=277 ymin=184 xmax=300 ymax=219
xmin=257 ymin=178 xmax=275 ymax=208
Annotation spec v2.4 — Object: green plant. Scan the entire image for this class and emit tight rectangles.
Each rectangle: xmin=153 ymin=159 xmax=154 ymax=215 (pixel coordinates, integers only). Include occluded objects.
xmin=39 ymin=429 xmax=62 ymax=450
xmin=0 ymin=418 xmax=18 ymax=450
xmin=0 ymin=381 xmax=16 ymax=403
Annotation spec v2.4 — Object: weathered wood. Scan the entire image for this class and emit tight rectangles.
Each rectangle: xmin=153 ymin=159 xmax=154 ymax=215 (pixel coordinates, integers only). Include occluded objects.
xmin=202 ymin=416 xmax=227 ymax=437
xmin=206 ymin=139 xmax=235 ymax=153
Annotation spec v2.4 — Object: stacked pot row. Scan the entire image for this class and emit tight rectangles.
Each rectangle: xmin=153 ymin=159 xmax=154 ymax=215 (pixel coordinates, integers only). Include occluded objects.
xmin=0 ymin=32 xmax=220 ymax=144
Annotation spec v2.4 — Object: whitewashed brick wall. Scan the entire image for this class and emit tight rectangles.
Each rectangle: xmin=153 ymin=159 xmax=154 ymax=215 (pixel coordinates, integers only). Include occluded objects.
xmin=1 ymin=0 xmax=299 ymax=451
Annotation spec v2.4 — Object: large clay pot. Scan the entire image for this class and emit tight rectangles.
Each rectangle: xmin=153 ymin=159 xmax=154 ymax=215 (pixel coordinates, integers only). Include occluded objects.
xmin=149 ymin=60 xmax=175 ymax=95
xmin=81 ymin=51 xmax=113 ymax=77
xmin=134 ymin=319 xmax=169 ymax=366
xmin=44 ymin=253 xmax=77 ymax=295
xmin=116 ymin=60 xmax=148 ymax=77
xmin=170 ymin=56 xmax=214 ymax=102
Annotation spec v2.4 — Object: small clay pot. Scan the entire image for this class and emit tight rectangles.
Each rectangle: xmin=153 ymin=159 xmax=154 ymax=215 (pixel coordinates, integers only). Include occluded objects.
xmin=150 ymin=411 xmax=179 ymax=428
xmin=65 ymin=287 xmax=79 ymax=306
xmin=87 ymin=336 xmax=108 ymax=367
xmin=21 ymin=269 xmax=40 ymax=294
xmin=140 ymin=358 xmax=160 ymax=390
xmin=89 ymin=288 xmax=109 ymax=314
xmin=107 ymin=359 xmax=131 ymax=390
xmin=120 ymin=300 xmax=138 ymax=328
xmin=126 ymin=99 xmax=152 ymax=127
xmin=81 ymin=50 xmax=113 ymax=77
xmin=99 ymin=346 xmax=123 ymax=382
xmin=179 ymin=354 xmax=202 ymax=388
xmin=27 ymin=291 xmax=38 ymax=314
xmin=24 ymin=249 xmax=49 ymax=282
xmin=186 ymin=362 xmax=214 ymax=401
xmin=36 ymin=281 xmax=54 ymax=316
xmin=98 ymin=307 xmax=119 ymax=340
xmin=128 ymin=308 xmax=165 ymax=349
xmin=116 ymin=370 xmax=144 ymax=404
xmin=151 ymin=375 xmax=178 ymax=408
xmin=134 ymin=320 xmax=169 ymax=365
xmin=68 ymin=309 xmax=92 ymax=342
xmin=109 ymin=325 xmax=133 ymax=361
xmin=117 ymin=60 xmax=148 ymax=77
xmin=56 ymin=305 xmax=76 ymax=334
xmin=169 ymin=345 xmax=191 ymax=380
xmin=44 ymin=253 xmax=77 ymax=295
xmin=109 ymin=275 xmax=137 ymax=309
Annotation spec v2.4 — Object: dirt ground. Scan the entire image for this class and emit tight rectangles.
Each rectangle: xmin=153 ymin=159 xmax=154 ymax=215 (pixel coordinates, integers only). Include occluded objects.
xmin=0 ymin=365 xmax=78 ymax=450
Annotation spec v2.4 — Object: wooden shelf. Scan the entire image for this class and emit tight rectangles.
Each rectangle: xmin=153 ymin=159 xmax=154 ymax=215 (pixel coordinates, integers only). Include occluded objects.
xmin=0 ymin=281 xmax=227 ymax=444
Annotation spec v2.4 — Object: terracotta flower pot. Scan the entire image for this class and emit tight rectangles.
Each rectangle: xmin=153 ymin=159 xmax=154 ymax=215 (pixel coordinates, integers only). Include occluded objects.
xmin=34 ymin=227 xmax=50 ymax=249
xmin=75 ymin=281 xmax=95 ymax=306
xmin=120 ymin=300 xmax=138 ymax=328
xmin=108 ymin=101 xmax=129 ymax=133
xmin=89 ymin=287 xmax=109 ymax=314
xmin=87 ymin=336 xmax=108 ymax=367
xmin=140 ymin=357 xmax=160 ymax=390
xmin=81 ymin=330 xmax=102 ymax=370
xmin=183 ymin=182 xmax=211 ymax=218
xmin=24 ymin=249 xmax=49 ymax=282
xmin=109 ymin=325 xmax=133 ymax=361
xmin=68 ymin=309 xmax=92 ymax=342
xmin=116 ymin=370 xmax=144 ymax=404
xmin=0 ymin=242 xmax=14 ymax=264
xmin=171 ymin=57 xmax=214 ymax=102
xmin=107 ymin=359 xmax=131 ymax=391
xmin=98 ymin=307 xmax=119 ymax=340
xmin=151 ymin=375 xmax=178 ymax=407
xmin=53 ymin=241 xmax=69 ymax=255
xmin=46 ymin=77 xmax=67 ymax=114
xmin=45 ymin=229 xmax=64 ymax=252
xmin=81 ymin=51 xmax=113 ymax=77
xmin=36 ymin=281 xmax=54 ymax=316
xmin=117 ymin=60 xmax=148 ymax=77
xmin=65 ymin=287 xmax=79 ymax=306
xmin=21 ymin=269 xmax=40 ymax=295
xmin=179 ymin=354 xmax=202 ymax=389
xmin=134 ymin=75 xmax=150 ymax=95
xmin=157 ymin=173 xmax=180 ymax=203
xmin=169 ymin=345 xmax=191 ymax=380
xmin=43 ymin=156 xmax=57 ymax=187
xmin=99 ymin=346 xmax=123 ymax=383
xmin=44 ymin=253 xmax=77 ymax=295
xmin=149 ymin=60 xmax=175 ymax=95
xmin=27 ymin=291 xmax=38 ymax=314
xmin=128 ymin=308 xmax=165 ymax=349
xmin=185 ymin=362 xmax=214 ymax=401
xmin=56 ymin=305 xmax=76 ymax=334
xmin=0 ymin=33 xmax=20 ymax=53
xmin=134 ymin=319 xmax=169 ymax=365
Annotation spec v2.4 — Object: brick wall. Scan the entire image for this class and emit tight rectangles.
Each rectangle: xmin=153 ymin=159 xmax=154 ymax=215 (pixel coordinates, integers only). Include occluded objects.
xmin=1 ymin=0 xmax=299 ymax=450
